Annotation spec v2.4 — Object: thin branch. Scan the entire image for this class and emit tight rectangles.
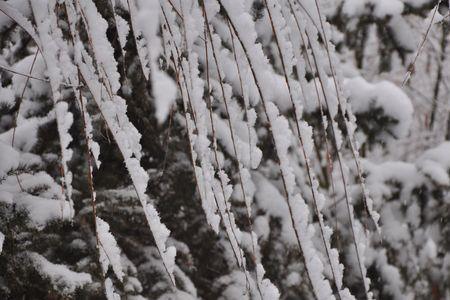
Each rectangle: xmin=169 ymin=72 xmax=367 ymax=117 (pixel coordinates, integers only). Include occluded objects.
xmin=0 ymin=64 xmax=83 ymax=88
xmin=402 ymin=0 xmax=442 ymax=87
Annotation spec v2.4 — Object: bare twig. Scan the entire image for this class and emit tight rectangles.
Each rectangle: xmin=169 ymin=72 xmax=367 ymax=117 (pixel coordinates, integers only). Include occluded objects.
xmin=402 ymin=0 xmax=442 ymax=87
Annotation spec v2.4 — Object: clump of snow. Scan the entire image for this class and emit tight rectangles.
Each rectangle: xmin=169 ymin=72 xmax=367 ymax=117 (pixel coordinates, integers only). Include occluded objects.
xmin=77 ymin=0 xmax=121 ymax=93
xmin=129 ymin=0 xmax=177 ymax=124
xmin=0 ymin=231 xmax=4 ymax=254
xmin=419 ymin=238 xmax=437 ymax=266
xmin=0 ymin=117 xmax=46 ymax=152
xmin=96 ymin=217 xmax=124 ymax=281
xmin=256 ymin=263 xmax=280 ymax=299
xmin=342 ymin=0 xmax=367 ymax=17
xmin=342 ymin=0 xmax=404 ymax=18
xmin=388 ymin=16 xmax=417 ymax=51
xmin=0 ymin=141 xmax=20 ymax=178
xmin=29 ymin=252 xmax=92 ymax=294
xmin=0 ymin=2 xmax=41 ymax=49
xmin=16 ymin=195 xmax=72 ymax=229
xmin=0 ymin=87 xmax=15 ymax=108
xmin=105 ymin=277 xmax=121 ymax=300
xmin=115 ymin=15 xmax=129 ymax=53
xmin=417 ymin=142 xmax=450 ymax=186
xmin=345 ymin=77 xmax=413 ymax=139
xmin=372 ymin=0 xmax=404 ymax=18
xmin=153 ymin=71 xmax=177 ymax=124
xmin=143 ymin=203 xmax=177 ymax=283
xmin=364 ymin=160 xmax=423 ymax=203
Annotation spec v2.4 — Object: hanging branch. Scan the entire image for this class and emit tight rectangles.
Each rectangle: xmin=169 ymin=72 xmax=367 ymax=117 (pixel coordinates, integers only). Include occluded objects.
xmin=262 ymin=1 xmax=355 ymax=299
xmin=30 ymin=0 xmax=74 ymax=219
xmin=218 ymin=1 xmax=339 ymax=299
xmin=64 ymin=0 xmax=177 ymax=286
xmin=126 ymin=0 xmax=151 ymax=81
xmin=0 ymin=2 xmax=43 ymax=52
xmin=160 ymin=2 xmax=259 ymax=296
xmin=285 ymin=0 xmax=339 ymax=245
xmin=160 ymin=3 xmax=219 ymax=234
xmin=402 ymin=0 xmax=442 ymax=87
xmin=311 ymin=0 xmax=380 ymax=233
xmin=9 ymin=50 xmax=40 ymax=194
xmin=201 ymin=2 xmax=276 ymax=298
xmin=285 ymin=2 xmax=373 ymax=297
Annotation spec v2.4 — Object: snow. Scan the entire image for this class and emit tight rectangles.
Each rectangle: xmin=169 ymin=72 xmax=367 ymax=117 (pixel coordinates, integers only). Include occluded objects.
xmin=31 ymin=0 xmax=74 ymax=218
xmin=0 ymin=231 xmax=4 ymax=254
xmin=162 ymin=2 xmax=262 ymax=290
xmin=153 ymin=71 xmax=177 ymax=124
xmin=143 ymin=203 xmax=177 ymax=283
xmin=194 ymin=165 xmax=221 ymax=233
xmin=253 ymin=215 xmax=270 ymax=241
xmin=212 ymin=175 xmax=244 ymax=268
xmin=105 ymin=277 xmax=121 ymax=300
xmin=96 ymin=217 xmax=124 ymax=282
xmin=372 ymin=0 xmax=404 ymax=18
xmin=173 ymin=265 xmax=197 ymax=297
xmin=15 ymin=195 xmax=72 ymax=229
xmin=345 ymin=76 xmax=414 ymax=139
xmin=368 ymin=249 xmax=408 ymax=300
xmin=265 ymin=102 xmax=335 ymax=300
xmin=389 ymin=16 xmax=417 ymax=52
xmin=68 ymin=0 xmax=177 ymax=282
xmin=418 ymin=142 xmax=450 ymax=185
xmin=158 ymin=290 xmax=196 ymax=300
xmin=0 ymin=86 xmax=15 ymax=108
xmin=1 ymin=0 xmax=449 ymax=298
xmin=129 ymin=0 xmax=177 ymax=123
xmin=342 ymin=0 xmax=404 ymax=18
xmin=342 ymin=0 xmax=367 ymax=17
xmin=256 ymin=263 xmax=280 ymax=300
xmin=10 ymin=54 xmax=47 ymax=98
xmin=0 ymin=141 xmax=20 ymax=178
xmin=29 ymin=252 xmax=92 ymax=294
xmin=286 ymin=272 xmax=301 ymax=287
xmin=0 ymin=2 xmax=41 ymax=49
xmin=115 ymin=15 xmax=129 ymax=54
xmin=77 ymin=0 xmax=121 ymax=93
xmin=80 ymin=97 xmax=101 ymax=168
xmin=419 ymin=238 xmax=437 ymax=265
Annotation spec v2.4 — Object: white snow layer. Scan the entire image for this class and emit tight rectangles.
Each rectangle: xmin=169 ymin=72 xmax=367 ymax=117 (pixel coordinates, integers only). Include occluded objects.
xmin=345 ymin=76 xmax=413 ymax=138
xmin=96 ymin=217 xmax=124 ymax=282
xmin=29 ymin=252 xmax=92 ymax=294
xmin=0 ymin=231 xmax=4 ymax=254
